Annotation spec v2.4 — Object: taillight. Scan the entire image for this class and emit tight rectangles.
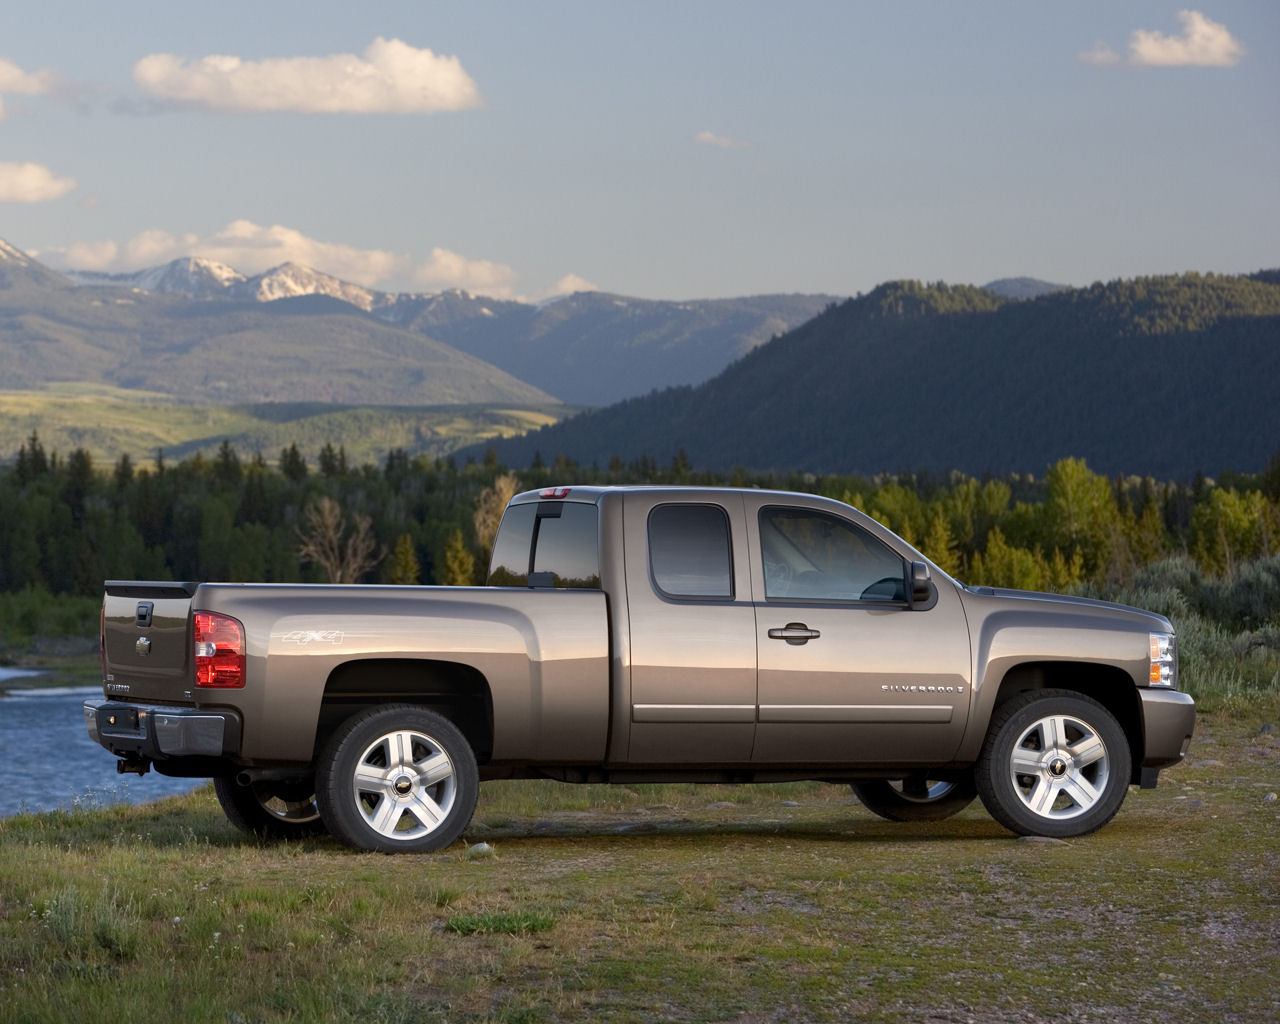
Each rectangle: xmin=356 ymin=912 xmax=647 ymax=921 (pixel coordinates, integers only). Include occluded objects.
xmin=194 ymin=611 xmax=246 ymax=688
xmin=99 ymin=602 xmax=106 ymax=682
xmin=540 ymin=487 xmax=572 ymax=498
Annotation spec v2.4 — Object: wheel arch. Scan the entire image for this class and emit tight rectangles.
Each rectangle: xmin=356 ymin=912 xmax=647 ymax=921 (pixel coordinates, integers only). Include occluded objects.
xmin=987 ymin=661 xmax=1144 ymax=785
xmin=316 ymin=658 xmax=494 ymax=764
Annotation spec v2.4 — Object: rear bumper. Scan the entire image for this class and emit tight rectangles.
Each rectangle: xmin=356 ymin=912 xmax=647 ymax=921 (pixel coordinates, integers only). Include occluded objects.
xmin=83 ymin=699 xmax=241 ymax=760
xmin=1137 ymin=688 xmax=1196 ymax=786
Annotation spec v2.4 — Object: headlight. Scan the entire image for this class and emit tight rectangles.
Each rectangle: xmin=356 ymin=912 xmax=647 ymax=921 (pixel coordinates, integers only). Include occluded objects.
xmin=1149 ymin=632 xmax=1177 ymax=688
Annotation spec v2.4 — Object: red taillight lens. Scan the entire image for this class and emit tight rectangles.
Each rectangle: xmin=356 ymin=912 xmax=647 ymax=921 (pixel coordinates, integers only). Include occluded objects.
xmin=194 ymin=611 xmax=246 ymax=688
xmin=100 ymin=602 xmax=106 ymax=682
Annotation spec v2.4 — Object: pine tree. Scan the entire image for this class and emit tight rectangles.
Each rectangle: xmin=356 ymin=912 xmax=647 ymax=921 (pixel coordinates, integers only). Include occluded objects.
xmin=388 ymin=533 xmax=421 ymax=585
xmin=443 ymin=529 xmax=476 ymax=586
xmin=922 ymin=510 xmax=962 ymax=576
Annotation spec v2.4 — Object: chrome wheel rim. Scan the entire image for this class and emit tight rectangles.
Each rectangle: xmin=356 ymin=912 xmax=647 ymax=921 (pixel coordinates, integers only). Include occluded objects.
xmin=351 ymin=729 xmax=458 ymax=841
xmin=1008 ymin=714 xmax=1110 ymax=821
xmin=893 ymin=779 xmax=960 ymax=803
xmin=252 ymin=781 xmax=320 ymax=825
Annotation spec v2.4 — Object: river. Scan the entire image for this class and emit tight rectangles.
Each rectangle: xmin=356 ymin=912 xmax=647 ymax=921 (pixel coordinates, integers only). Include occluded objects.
xmin=0 ymin=668 xmax=203 ymax=817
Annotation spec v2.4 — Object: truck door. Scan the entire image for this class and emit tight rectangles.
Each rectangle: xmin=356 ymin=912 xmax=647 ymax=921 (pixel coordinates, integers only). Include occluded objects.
xmin=622 ymin=492 xmax=757 ymax=763
xmin=746 ymin=499 xmax=971 ymax=764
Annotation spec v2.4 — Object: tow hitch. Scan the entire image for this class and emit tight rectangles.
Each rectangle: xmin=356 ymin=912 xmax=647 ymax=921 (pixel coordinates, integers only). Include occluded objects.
xmin=117 ymin=756 xmax=151 ymax=776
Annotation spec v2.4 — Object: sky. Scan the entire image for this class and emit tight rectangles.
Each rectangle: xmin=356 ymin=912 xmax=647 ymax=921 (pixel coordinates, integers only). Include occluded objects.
xmin=1 ymin=2 xmax=1276 ymax=301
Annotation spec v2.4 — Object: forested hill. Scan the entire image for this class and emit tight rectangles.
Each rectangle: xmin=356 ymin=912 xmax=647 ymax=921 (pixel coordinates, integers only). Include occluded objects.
xmin=481 ymin=272 xmax=1280 ymax=479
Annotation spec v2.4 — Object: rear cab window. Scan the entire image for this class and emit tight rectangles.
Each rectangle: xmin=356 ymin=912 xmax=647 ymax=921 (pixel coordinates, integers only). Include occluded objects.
xmin=488 ymin=501 xmax=601 ymax=589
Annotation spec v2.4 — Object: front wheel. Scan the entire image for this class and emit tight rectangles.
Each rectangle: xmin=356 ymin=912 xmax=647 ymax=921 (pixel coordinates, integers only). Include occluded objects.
xmin=316 ymin=704 xmax=479 ymax=853
xmin=213 ymin=775 xmax=325 ymax=840
xmin=976 ymin=689 xmax=1131 ymax=838
xmin=851 ymin=776 xmax=977 ymax=822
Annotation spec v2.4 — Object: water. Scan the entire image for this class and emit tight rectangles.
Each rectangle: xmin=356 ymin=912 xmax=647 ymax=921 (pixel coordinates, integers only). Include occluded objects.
xmin=0 ymin=670 xmax=203 ymax=817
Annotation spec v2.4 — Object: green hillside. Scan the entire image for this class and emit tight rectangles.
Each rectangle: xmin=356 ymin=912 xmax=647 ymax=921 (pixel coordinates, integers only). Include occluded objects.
xmin=482 ymin=273 xmax=1280 ymax=478
xmin=0 ymin=386 xmax=567 ymax=466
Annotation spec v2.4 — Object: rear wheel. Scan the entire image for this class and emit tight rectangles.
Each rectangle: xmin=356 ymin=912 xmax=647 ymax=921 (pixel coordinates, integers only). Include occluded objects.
xmin=851 ymin=776 xmax=977 ymax=822
xmin=213 ymin=775 xmax=325 ymax=839
xmin=976 ymin=689 xmax=1131 ymax=838
xmin=316 ymin=704 xmax=478 ymax=853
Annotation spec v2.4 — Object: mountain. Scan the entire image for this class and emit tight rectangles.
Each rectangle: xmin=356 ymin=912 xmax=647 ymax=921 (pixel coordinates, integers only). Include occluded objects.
xmin=389 ymin=290 xmax=838 ymax=405
xmin=477 ymin=273 xmax=1280 ymax=479
xmin=982 ymin=277 xmax=1069 ymax=300
xmin=66 ymin=257 xmax=246 ymax=299
xmin=57 ymin=247 xmax=838 ymax=405
xmin=0 ymin=244 xmax=554 ymax=407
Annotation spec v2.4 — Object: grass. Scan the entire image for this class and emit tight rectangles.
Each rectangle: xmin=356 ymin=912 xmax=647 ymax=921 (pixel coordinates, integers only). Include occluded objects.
xmin=1 ymin=698 xmax=1277 ymax=1023
xmin=0 ymin=384 xmax=568 ymax=467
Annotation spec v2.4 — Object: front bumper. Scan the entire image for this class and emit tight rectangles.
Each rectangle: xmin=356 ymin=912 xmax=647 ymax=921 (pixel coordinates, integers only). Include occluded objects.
xmin=1137 ymin=688 xmax=1196 ymax=786
xmin=83 ymin=699 xmax=242 ymax=760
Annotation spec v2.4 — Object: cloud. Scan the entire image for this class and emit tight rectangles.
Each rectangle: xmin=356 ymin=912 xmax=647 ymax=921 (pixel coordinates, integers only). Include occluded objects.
xmin=44 ymin=221 xmax=537 ymax=299
xmin=0 ymin=56 xmax=56 ymax=118
xmin=545 ymin=273 xmax=598 ymax=298
xmin=132 ymin=36 xmax=482 ymax=114
xmin=47 ymin=220 xmax=401 ymax=285
xmin=0 ymin=162 xmax=76 ymax=202
xmin=1080 ymin=10 xmax=1243 ymax=68
xmin=694 ymin=129 xmax=750 ymax=149
xmin=411 ymin=248 xmax=519 ymax=298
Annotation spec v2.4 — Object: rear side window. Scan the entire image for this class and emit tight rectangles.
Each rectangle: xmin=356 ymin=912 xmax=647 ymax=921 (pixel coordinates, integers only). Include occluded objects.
xmin=648 ymin=504 xmax=733 ymax=600
xmin=487 ymin=501 xmax=600 ymax=589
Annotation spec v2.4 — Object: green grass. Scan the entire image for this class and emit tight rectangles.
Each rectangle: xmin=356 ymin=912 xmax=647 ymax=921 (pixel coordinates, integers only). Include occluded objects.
xmin=2 ymin=699 xmax=1277 ymax=1023
xmin=0 ymin=384 xmax=568 ymax=467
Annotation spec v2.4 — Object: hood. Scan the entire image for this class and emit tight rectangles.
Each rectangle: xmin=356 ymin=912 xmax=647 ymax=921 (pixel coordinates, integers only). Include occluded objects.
xmin=958 ymin=583 xmax=1174 ymax=633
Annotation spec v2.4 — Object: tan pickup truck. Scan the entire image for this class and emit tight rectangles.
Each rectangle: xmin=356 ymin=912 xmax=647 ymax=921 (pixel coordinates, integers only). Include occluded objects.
xmin=86 ymin=486 xmax=1195 ymax=851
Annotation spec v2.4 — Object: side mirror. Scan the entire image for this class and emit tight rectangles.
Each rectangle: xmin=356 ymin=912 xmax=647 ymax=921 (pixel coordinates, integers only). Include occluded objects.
xmin=907 ymin=561 xmax=932 ymax=609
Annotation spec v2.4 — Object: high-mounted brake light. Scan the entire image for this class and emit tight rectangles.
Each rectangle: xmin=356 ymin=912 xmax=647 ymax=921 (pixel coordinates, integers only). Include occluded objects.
xmin=194 ymin=611 xmax=246 ymax=688
xmin=540 ymin=487 xmax=572 ymax=499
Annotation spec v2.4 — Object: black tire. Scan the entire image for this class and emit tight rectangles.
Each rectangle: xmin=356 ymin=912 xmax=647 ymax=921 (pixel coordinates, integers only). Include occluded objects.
xmin=316 ymin=704 xmax=479 ymax=853
xmin=851 ymin=776 xmax=977 ymax=822
xmin=976 ymin=689 xmax=1131 ymax=838
xmin=213 ymin=775 xmax=325 ymax=839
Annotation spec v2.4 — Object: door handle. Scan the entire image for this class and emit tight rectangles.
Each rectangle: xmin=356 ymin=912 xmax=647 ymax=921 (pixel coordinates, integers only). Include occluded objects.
xmin=768 ymin=623 xmax=821 ymax=645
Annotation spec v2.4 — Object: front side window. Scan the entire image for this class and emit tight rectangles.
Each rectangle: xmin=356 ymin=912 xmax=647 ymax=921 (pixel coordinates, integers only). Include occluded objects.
xmin=648 ymin=504 xmax=733 ymax=599
xmin=760 ymin=507 xmax=905 ymax=603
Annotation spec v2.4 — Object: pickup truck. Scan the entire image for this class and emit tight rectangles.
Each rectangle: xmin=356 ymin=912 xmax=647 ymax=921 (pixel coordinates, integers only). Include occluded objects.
xmin=85 ymin=486 xmax=1196 ymax=851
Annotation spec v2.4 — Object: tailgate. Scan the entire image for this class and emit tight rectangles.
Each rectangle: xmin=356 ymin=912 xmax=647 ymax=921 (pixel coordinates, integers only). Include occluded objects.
xmin=102 ymin=581 xmax=198 ymax=703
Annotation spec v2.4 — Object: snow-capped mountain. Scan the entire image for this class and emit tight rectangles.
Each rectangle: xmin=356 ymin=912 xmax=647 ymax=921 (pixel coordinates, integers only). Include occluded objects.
xmin=0 ymin=238 xmax=35 ymax=266
xmin=66 ymin=257 xmax=246 ymax=300
xmin=231 ymin=263 xmax=381 ymax=311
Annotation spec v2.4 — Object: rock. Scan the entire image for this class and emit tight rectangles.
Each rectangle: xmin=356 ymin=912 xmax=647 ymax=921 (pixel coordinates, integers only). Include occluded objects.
xmin=1193 ymin=759 xmax=1224 ymax=768
xmin=1017 ymin=835 xmax=1069 ymax=845
xmin=1260 ymin=723 xmax=1274 ymax=734
xmin=707 ymin=801 xmax=737 ymax=809
xmin=781 ymin=800 xmax=801 ymax=807
xmin=1188 ymin=800 xmax=1205 ymax=809
xmin=464 ymin=842 xmax=496 ymax=860
xmin=1264 ymin=792 xmax=1278 ymax=804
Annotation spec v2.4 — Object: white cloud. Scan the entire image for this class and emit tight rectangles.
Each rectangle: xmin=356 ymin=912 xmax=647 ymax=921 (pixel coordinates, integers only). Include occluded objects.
xmin=1077 ymin=41 xmax=1121 ymax=67
xmin=132 ymin=36 xmax=482 ymax=114
xmin=545 ymin=273 xmax=598 ymax=298
xmin=47 ymin=220 xmax=401 ymax=285
xmin=0 ymin=56 xmax=56 ymax=118
xmin=411 ymin=247 xmax=519 ymax=298
xmin=694 ymin=129 xmax=750 ymax=149
xmin=44 ymin=221 xmax=537 ymax=299
xmin=0 ymin=162 xmax=76 ymax=202
xmin=1080 ymin=10 xmax=1243 ymax=68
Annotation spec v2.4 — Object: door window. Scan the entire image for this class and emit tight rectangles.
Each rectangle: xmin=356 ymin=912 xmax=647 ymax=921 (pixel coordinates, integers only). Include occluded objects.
xmin=759 ymin=507 xmax=904 ymax=603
